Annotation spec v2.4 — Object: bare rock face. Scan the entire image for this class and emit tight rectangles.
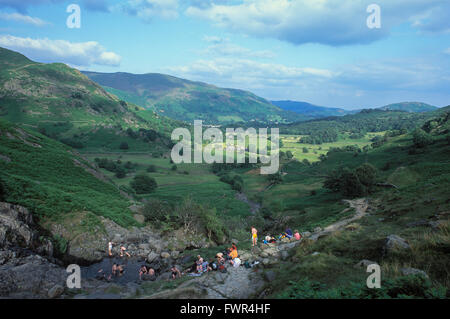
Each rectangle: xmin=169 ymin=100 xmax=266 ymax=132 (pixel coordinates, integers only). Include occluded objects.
xmin=0 ymin=202 xmax=35 ymax=248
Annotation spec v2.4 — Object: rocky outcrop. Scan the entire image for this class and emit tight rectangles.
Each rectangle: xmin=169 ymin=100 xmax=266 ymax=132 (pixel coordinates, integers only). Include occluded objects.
xmin=0 ymin=202 xmax=66 ymax=298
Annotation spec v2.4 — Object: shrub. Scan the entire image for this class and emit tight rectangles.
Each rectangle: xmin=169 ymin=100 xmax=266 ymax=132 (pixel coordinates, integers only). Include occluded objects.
xmin=119 ymin=142 xmax=129 ymax=150
xmin=413 ymin=128 xmax=433 ymax=148
xmin=171 ymin=165 xmax=177 ymax=171
xmin=147 ymin=165 xmax=156 ymax=173
xmin=115 ymin=167 xmax=126 ymax=179
xmin=142 ymin=198 xmax=170 ymax=227
xmin=130 ymin=174 xmax=157 ymax=194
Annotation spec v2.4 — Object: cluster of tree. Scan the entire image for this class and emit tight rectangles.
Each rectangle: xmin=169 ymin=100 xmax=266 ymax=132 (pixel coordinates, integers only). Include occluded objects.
xmin=219 ymin=173 xmax=244 ymax=192
xmin=126 ymin=127 xmax=160 ymax=143
xmin=298 ymin=129 xmax=338 ymax=144
xmin=267 ymin=172 xmax=283 ymax=185
xmin=412 ymin=128 xmax=433 ymax=148
xmin=324 ymin=163 xmax=378 ymax=197
xmin=94 ymin=158 xmax=137 ymax=178
xmin=60 ymin=138 xmax=84 ymax=149
xmin=141 ymin=198 xmax=226 ymax=243
xmin=281 ymin=109 xmax=431 ymax=138
xmin=130 ymin=174 xmax=158 ymax=194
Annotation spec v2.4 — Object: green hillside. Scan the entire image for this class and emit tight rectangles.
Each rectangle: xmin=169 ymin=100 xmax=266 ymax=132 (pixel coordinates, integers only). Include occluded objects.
xmin=0 ymin=47 xmax=183 ymax=153
xmin=82 ymin=71 xmax=306 ymax=125
xmin=378 ymin=102 xmax=438 ymax=113
xmin=0 ymin=117 xmax=136 ymax=227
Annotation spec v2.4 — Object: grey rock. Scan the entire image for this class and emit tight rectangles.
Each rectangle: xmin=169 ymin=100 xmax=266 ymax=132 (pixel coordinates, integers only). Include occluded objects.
xmin=48 ymin=285 xmax=64 ymax=299
xmin=146 ymin=252 xmax=159 ymax=263
xmin=301 ymin=231 xmax=311 ymax=238
xmin=400 ymin=268 xmax=429 ymax=279
xmin=384 ymin=235 xmax=410 ymax=253
xmin=264 ymin=270 xmax=276 ymax=282
xmin=160 ymin=252 xmax=170 ymax=259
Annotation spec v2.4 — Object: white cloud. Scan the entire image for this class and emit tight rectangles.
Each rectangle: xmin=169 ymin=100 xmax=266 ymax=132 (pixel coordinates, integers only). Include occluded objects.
xmin=119 ymin=0 xmax=179 ymax=22
xmin=165 ymin=57 xmax=335 ymax=89
xmin=163 ymin=55 xmax=449 ymax=108
xmin=0 ymin=35 xmax=121 ymax=66
xmin=0 ymin=12 xmax=48 ymax=26
xmin=205 ymin=43 xmax=275 ymax=58
xmin=186 ymin=0 xmax=450 ymax=46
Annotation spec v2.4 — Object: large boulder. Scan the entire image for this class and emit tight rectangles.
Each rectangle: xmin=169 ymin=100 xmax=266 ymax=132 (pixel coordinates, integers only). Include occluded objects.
xmin=400 ymin=268 xmax=429 ymax=279
xmin=0 ymin=254 xmax=66 ymax=298
xmin=384 ymin=235 xmax=410 ymax=254
xmin=147 ymin=251 xmax=159 ymax=263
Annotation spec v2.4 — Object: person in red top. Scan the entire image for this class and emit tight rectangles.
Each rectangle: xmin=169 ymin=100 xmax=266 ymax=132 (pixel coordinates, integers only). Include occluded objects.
xmin=294 ymin=230 xmax=302 ymax=241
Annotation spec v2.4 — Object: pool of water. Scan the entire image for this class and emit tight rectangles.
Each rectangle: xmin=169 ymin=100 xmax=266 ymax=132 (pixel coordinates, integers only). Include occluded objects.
xmin=81 ymin=257 xmax=151 ymax=284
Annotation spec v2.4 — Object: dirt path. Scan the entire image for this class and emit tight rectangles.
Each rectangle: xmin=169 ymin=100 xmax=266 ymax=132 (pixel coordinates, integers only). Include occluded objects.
xmin=310 ymin=198 xmax=369 ymax=240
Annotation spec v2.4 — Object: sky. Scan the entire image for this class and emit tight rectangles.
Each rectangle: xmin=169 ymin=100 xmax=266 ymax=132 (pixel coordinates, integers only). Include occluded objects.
xmin=0 ymin=0 xmax=449 ymax=110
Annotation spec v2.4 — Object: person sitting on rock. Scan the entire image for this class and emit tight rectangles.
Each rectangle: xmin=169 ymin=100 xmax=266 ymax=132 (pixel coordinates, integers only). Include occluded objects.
xmin=120 ymin=245 xmax=131 ymax=258
xmin=196 ymin=255 xmax=204 ymax=273
xmin=294 ymin=230 xmax=301 ymax=241
xmin=171 ymin=265 xmax=181 ymax=280
xmin=216 ymin=252 xmax=225 ymax=265
xmin=228 ymin=245 xmax=238 ymax=262
xmin=285 ymin=228 xmax=293 ymax=239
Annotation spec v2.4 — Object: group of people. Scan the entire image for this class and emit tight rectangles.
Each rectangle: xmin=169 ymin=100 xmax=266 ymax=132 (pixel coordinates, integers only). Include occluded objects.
xmin=262 ymin=228 xmax=302 ymax=244
xmin=102 ymin=226 xmax=301 ymax=282
xmin=96 ymin=263 xmax=125 ymax=281
xmin=139 ymin=265 xmax=157 ymax=281
xmin=178 ymin=241 xmax=243 ymax=278
xmin=108 ymin=241 xmax=131 ymax=258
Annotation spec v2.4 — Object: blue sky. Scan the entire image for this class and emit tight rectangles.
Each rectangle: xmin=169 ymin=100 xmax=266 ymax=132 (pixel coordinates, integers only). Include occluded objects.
xmin=0 ymin=0 xmax=449 ymax=109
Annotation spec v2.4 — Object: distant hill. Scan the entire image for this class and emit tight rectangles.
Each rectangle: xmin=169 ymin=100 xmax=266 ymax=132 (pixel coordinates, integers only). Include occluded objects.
xmin=279 ymin=108 xmax=438 ymax=142
xmin=0 ymin=47 xmax=181 ymax=153
xmin=377 ymin=102 xmax=437 ymax=113
xmin=271 ymin=100 xmax=351 ymax=119
xmin=82 ymin=71 xmax=306 ymax=125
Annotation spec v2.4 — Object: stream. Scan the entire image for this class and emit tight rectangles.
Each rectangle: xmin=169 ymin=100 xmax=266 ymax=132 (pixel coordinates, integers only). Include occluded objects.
xmin=235 ymin=192 xmax=261 ymax=214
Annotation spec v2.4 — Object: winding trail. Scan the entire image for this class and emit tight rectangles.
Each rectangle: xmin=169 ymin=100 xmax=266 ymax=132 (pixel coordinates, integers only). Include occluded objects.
xmin=310 ymin=198 xmax=369 ymax=240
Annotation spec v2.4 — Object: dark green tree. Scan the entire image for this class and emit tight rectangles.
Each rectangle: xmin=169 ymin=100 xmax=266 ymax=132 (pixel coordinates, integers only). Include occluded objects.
xmin=413 ymin=128 xmax=433 ymax=148
xmin=120 ymin=142 xmax=129 ymax=150
xmin=130 ymin=174 xmax=157 ymax=194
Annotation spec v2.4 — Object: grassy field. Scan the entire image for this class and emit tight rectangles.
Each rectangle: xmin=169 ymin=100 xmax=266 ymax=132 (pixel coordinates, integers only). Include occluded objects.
xmin=83 ymin=153 xmax=252 ymax=218
xmin=280 ymin=132 xmax=384 ymax=162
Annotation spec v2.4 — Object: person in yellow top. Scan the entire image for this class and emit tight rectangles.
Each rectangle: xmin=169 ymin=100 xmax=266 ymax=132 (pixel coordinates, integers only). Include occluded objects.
xmin=251 ymin=226 xmax=258 ymax=247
